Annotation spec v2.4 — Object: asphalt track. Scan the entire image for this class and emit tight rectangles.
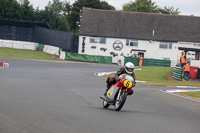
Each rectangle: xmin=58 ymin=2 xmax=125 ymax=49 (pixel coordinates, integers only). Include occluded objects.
xmin=0 ymin=58 xmax=199 ymax=133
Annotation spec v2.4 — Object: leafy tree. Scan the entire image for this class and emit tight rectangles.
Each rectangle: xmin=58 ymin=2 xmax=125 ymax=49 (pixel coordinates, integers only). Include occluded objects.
xmin=100 ymin=1 xmax=115 ymax=10
xmin=68 ymin=0 xmax=115 ymax=33
xmin=19 ymin=0 xmax=36 ymax=21
xmin=123 ymin=0 xmax=158 ymax=13
xmin=37 ymin=6 xmax=70 ymax=31
xmin=158 ymin=6 xmax=180 ymax=15
xmin=0 ymin=0 xmax=22 ymax=20
xmin=123 ymin=0 xmax=180 ymax=15
xmin=45 ymin=0 xmax=63 ymax=15
xmin=45 ymin=0 xmax=72 ymax=16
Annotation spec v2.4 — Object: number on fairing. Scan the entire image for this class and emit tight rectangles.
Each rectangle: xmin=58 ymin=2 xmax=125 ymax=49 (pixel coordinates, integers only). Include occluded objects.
xmin=124 ymin=80 xmax=132 ymax=88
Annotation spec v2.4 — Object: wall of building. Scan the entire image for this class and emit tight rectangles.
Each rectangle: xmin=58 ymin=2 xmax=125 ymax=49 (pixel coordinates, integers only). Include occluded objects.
xmin=78 ymin=36 xmax=180 ymax=66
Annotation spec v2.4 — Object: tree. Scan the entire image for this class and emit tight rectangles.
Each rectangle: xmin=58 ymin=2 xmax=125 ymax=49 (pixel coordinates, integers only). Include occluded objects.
xmin=68 ymin=0 xmax=115 ymax=33
xmin=0 ymin=0 xmax=22 ymax=20
xmin=123 ymin=0 xmax=158 ymax=13
xmin=158 ymin=6 xmax=180 ymax=15
xmin=99 ymin=1 xmax=115 ymax=10
xmin=45 ymin=0 xmax=63 ymax=15
xmin=19 ymin=0 xmax=36 ymax=21
xmin=37 ymin=5 xmax=70 ymax=31
xmin=123 ymin=0 xmax=180 ymax=15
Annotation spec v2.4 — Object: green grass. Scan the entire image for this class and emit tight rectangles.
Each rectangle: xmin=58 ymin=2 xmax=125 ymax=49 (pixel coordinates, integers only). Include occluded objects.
xmin=180 ymin=92 xmax=200 ymax=98
xmin=178 ymin=92 xmax=200 ymax=100
xmin=104 ymin=66 xmax=200 ymax=86
xmin=0 ymin=47 xmax=59 ymax=60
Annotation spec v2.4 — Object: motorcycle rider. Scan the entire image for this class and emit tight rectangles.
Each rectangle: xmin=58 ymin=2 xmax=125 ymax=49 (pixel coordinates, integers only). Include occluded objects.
xmin=104 ymin=62 xmax=136 ymax=96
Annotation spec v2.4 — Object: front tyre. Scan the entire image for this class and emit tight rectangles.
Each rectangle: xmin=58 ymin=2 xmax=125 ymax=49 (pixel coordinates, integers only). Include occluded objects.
xmin=115 ymin=91 xmax=128 ymax=111
xmin=103 ymin=100 xmax=110 ymax=108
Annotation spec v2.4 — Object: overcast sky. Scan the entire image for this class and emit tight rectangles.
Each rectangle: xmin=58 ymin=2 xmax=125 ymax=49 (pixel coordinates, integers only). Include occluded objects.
xmin=27 ymin=0 xmax=200 ymax=16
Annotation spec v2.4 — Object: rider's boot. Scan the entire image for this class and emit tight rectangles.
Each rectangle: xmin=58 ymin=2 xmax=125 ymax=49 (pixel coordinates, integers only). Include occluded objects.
xmin=103 ymin=89 xmax=108 ymax=96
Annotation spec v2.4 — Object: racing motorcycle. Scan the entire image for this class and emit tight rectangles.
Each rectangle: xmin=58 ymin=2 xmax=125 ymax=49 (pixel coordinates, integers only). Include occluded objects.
xmin=100 ymin=74 xmax=135 ymax=111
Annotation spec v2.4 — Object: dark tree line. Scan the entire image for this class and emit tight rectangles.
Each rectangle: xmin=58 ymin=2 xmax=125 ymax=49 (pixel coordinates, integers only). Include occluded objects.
xmin=0 ymin=0 xmax=180 ymax=34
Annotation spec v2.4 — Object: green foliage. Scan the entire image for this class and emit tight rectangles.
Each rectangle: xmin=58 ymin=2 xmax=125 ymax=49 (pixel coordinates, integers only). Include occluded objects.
xmin=0 ymin=0 xmax=22 ymax=20
xmin=37 ymin=7 xmax=70 ymax=31
xmin=123 ymin=0 xmax=180 ymax=15
xmin=158 ymin=6 xmax=180 ymax=15
xmin=123 ymin=0 xmax=158 ymax=13
xmin=37 ymin=0 xmax=70 ymax=31
xmin=20 ymin=0 xmax=36 ymax=21
xmin=68 ymin=0 xmax=115 ymax=33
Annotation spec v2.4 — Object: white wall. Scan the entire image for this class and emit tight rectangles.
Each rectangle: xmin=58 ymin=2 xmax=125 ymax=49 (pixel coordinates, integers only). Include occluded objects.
xmin=191 ymin=60 xmax=200 ymax=67
xmin=78 ymin=36 xmax=180 ymax=66
xmin=43 ymin=45 xmax=59 ymax=55
xmin=0 ymin=39 xmax=38 ymax=50
xmin=0 ymin=39 xmax=63 ymax=59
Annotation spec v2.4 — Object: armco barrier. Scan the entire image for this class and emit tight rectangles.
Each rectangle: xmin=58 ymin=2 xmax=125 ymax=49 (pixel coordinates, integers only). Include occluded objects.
xmin=65 ymin=53 xmax=112 ymax=64
xmin=173 ymin=67 xmax=182 ymax=81
xmin=124 ymin=57 xmax=171 ymax=67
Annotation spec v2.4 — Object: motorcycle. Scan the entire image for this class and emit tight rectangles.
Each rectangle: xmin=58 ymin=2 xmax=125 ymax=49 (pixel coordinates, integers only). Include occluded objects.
xmin=100 ymin=74 xmax=135 ymax=111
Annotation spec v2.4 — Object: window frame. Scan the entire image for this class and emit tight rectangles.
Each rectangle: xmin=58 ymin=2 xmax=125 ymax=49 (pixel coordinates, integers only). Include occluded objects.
xmin=89 ymin=37 xmax=107 ymax=44
xmin=159 ymin=42 xmax=173 ymax=49
xmin=126 ymin=39 xmax=138 ymax=47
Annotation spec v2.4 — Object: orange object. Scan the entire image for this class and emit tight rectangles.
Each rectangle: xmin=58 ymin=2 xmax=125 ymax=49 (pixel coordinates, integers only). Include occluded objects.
xmin=190 ymin=67 xmax=199 ymax=79
xmin=181 ymin=54 xmax=186 ymax=63
xmin=139 ymin=57 xmax=143 ymax=66
xmin=184 ymin=63 xmax=190 ymax=72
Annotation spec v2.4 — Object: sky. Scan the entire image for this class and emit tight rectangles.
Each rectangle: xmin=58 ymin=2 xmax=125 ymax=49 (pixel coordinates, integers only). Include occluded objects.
xmin=27 ymin=0 xmax=200 ymax=17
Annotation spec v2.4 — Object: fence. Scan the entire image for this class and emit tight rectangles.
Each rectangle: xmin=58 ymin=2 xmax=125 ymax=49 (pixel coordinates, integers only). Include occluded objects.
xmin=124 ymin=57 xmax=171 ymax=67
xmin=65 ymin=53 xmax=112 ymax=64
xmin=0 ymin=19 xmax=79 ymax=53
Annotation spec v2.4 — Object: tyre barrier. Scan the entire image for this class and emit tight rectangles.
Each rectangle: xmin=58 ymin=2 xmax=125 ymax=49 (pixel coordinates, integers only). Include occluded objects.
xmin=198 ymin=68 xmax=200 ymax=79
xmin=173 ymin=67 xmax=182 ymax=81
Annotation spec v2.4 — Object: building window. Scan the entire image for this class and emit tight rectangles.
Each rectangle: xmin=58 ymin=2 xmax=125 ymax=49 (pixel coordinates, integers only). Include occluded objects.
xmin=90 ymin=37 xmax=106 ymax=44
xmin=159 ymin=42 xmax=172 ymax=49
xmin=126 ymin=39 xmax=138 ymax=46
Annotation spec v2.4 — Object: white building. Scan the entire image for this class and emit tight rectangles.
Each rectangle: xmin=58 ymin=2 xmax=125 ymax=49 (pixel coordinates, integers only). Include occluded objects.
xmin=78 ymin=8 xmax=200 ymax=67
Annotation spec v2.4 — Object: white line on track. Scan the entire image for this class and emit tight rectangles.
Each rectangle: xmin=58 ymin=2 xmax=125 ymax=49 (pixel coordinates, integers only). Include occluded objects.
xmin=159 ymin=89 xmax=200 ymax=103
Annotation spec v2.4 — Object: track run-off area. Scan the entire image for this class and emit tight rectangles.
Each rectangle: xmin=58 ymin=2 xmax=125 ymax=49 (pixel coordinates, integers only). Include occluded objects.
xmin=0 ymin=58 xmax=199 ymax=133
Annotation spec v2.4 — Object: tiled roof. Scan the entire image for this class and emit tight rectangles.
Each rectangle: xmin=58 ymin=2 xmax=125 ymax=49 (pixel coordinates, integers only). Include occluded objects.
xmin=80 ymin=8 xmax=200 ymax=43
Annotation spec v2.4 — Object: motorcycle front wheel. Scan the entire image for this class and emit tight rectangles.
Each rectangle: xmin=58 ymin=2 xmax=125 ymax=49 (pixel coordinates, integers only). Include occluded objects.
xmin=115 ymin=90 xmax=128 ymax=111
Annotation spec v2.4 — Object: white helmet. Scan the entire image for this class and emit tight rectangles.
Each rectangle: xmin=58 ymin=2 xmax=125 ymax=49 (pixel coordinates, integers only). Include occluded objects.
xmin=125 ymin=62 xmax=134 ymax=74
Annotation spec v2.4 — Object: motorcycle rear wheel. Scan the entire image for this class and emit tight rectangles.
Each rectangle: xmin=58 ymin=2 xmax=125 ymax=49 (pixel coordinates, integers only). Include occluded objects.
xmin=115 ymin=91 xmax=127 ymax=111
xmin=103 ymin=100 xmax=110 ymax=108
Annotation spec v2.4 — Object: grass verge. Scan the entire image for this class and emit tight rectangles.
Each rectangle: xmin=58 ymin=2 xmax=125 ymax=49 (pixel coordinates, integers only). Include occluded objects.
xmin=103 ymin=66 xmax=200 ymax=86
xmin=0 ymin=47 xmax=59 ymax=61
xmin=176 ymin=92 xmax=200 ymax=101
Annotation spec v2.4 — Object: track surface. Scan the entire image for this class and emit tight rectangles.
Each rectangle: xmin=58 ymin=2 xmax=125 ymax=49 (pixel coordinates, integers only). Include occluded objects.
xmin=0 ymin=58 xmax=199 ymax=133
